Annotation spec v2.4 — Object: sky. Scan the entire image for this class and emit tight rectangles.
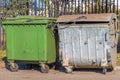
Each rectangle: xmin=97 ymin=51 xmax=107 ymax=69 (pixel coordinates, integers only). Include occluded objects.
xmin=115 ymin=0 xmax=120 ymax=9
xmin=118 ymin=0 xmax=120 ymax=9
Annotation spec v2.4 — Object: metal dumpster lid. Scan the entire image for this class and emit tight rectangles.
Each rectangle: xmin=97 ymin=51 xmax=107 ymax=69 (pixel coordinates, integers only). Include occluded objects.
xmin=57 ymin=13 xmax=117 ymax=23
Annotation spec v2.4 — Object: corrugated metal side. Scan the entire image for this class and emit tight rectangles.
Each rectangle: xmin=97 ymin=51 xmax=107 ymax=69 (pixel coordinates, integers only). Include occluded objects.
xmin=58 ymin=24 xmax=113 ymax=67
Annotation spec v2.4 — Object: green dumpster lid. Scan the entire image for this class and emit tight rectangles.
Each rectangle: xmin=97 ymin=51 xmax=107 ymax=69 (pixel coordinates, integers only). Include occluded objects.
xmin=2 ymin=16 xmax=56 ymax=25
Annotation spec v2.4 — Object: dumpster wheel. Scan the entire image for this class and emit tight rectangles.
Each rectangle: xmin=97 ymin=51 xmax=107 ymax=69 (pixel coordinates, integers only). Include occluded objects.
xmin=65 ymin=67 xmax=73 ymax=73
xmin=40 ymin=64 xmax=49 ymax=73
xmin=9 ymin=63 xmax=19 ymax=72
xmin=102 ymin=67 xmax=107 ymax=75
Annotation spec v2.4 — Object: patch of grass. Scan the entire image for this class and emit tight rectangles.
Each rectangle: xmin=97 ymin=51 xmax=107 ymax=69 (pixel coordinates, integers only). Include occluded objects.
xmin=117 ymin=53 xmax=120 ymax=59
xmin=118 ymin=24 xmax=120 ymax=31
xmin=118 ymin=20 xmax=120 ymax=31
xmin=0 ymin=50 xmax=6 ymax=61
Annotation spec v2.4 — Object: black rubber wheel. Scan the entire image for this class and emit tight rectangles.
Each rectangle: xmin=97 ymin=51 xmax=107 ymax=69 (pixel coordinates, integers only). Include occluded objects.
xmin=40 ymin=65 xmax=49 ymax=73
xmin=9 ymin=63 xmax=19 ymax=72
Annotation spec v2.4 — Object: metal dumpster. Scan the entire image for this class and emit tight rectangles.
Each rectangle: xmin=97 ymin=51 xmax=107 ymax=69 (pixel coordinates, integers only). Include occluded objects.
xmin=2 ymin=16 xmax=56 ymax=73
xmin=57 ymin=13 xmax=118 ymax=74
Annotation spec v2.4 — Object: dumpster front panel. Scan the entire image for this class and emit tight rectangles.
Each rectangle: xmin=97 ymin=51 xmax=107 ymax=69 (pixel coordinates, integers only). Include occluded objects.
xmin=5 ymin=25 xmax=42 ymax=61
xmin=4 ymin=21 xmax=56 ymax=64
xmin=58 ymin=24 xmax=113 ymax=67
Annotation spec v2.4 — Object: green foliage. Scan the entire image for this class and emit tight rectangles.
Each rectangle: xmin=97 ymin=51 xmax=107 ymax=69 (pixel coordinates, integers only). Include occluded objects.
xmin=2 ymin=0 xmax=118 ymax=18
xmin=118 ymin=10 xmax=120 ymax=16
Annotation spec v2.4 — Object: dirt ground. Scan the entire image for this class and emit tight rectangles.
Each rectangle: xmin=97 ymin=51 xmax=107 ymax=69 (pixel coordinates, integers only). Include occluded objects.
xmin=0 ymin=65 xmax=120 ymax=80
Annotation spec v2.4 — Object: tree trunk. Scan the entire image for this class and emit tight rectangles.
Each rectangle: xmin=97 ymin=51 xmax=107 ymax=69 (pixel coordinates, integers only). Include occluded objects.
xmin=26 ymin=0 xmax=29 ymax=15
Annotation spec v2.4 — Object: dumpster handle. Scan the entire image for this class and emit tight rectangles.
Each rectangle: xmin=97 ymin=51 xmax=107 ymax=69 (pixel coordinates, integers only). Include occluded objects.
xmin=75 ymin=16 xmax=87 ymax=21
xmin=56 ymin=16 xmax=87 ymax=29
xmin=26 ymin=19 xmax=32 ymax=22
xmin=105 ymin=33 xmax=108 ymax=41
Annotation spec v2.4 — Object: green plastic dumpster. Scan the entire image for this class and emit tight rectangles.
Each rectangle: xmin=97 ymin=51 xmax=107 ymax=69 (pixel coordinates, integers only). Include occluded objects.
xmin=2 ymin=16 xmax=56 ymax=73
